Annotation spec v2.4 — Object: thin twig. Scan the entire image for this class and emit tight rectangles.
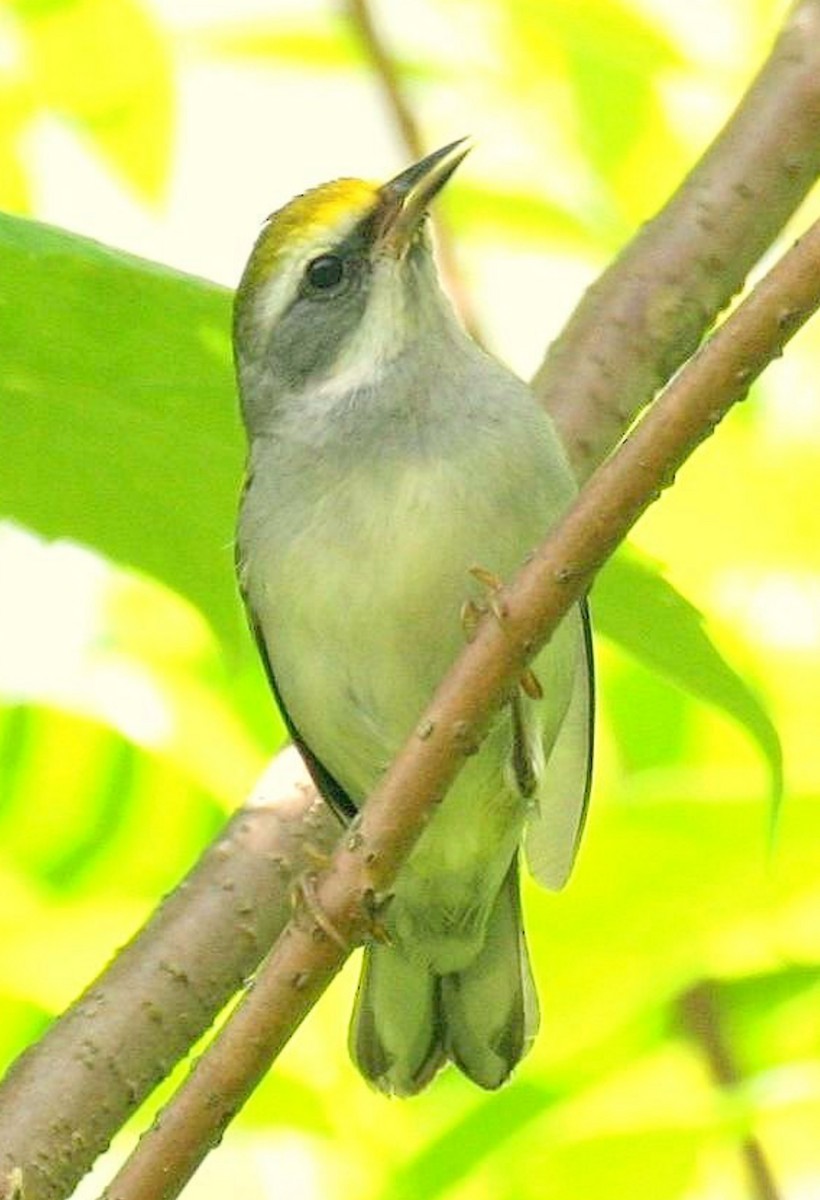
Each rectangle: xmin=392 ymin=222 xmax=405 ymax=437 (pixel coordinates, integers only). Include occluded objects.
xmin=344 ymin=0 xmax=482 ymax=339
xmin=99 ymin=214 xmax=820 ymax=1200
xmin=679 ymin=982 xmax=781 ymax=1200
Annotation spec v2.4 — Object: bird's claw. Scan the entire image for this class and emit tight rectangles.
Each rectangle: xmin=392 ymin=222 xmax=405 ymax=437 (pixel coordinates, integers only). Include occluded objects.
xmin=465 ymin=564 xmax=543 ymax=701
xmin=519 ymin=666 xmax=543 ymax=700
xmin=362 ymin=887 xmax=394 ymax=946
xmin=292 ymin=872 xmax=348 ymax=949
xmin=302 ymin=841 xmax=332 ymax=869
xmin=468 ymin=564 xmax=509 ymax=623
xmin=460 ymin=597 xmax=483 ymax=643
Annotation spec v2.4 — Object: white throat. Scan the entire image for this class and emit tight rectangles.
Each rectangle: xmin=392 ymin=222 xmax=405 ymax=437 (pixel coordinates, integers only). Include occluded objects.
xmin=309 ymin=262 xmax=409 ymax=404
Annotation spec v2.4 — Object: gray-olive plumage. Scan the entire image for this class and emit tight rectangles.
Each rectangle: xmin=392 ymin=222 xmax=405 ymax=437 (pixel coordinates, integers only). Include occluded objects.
xmin=234 ymin=141 xmax=593 ymax=1094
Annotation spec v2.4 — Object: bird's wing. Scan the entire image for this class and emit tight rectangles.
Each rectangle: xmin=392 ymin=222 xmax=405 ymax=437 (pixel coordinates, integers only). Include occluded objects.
xmin=524 ymin=599 xmax=595 ymax=891
xmin=242 ymin=592 xmax=357 ymax=825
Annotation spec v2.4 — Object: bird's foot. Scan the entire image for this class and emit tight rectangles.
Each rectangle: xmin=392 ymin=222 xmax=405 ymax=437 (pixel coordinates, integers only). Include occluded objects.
xmin=510 ymin=691 xmax=538 ymax=797
xmin=463 ymin=564 xmax=543 ymax=700
xmin=362 ymin=887 xmax=394 ymax=946
xmin=291 ymin=873 xmax=394 ymax=948
xmin=302 ymin=841 xmax=332 ymax=869
xmin=292 ymin=872 xmax=348 ymax=949
xmin=519 ymin=665 xmax=543 ymax=700
xmin=467 ymin=564 xmax=509 ymax=623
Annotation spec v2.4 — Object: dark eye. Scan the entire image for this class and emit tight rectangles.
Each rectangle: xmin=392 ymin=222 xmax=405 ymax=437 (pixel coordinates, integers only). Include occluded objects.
xmin=305 ymin=254 xmax=345 ymax=291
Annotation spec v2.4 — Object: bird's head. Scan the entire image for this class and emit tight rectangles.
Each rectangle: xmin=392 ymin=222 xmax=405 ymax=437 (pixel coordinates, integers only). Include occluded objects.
xmin=233 ymin=139 xmax=471 ymax=434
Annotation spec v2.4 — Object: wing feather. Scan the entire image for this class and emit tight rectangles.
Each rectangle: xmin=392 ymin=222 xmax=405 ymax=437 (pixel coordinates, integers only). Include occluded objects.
xmin=524 ymin=600 xmax=594 ymax=891
xmin=237 ymin=550 xmax=356 ymax=824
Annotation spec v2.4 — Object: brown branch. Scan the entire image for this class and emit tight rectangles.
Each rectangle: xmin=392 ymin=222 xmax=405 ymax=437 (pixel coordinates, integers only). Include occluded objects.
xmin=0 ymin=752 xmax=340 ymax=1200
xmin=533 ymin=0 xmax=820 ymax=480
xmin=343 ymin=0 xmax=482 ymax=339
xmin=679 ymin=982 xmax=781 ymax=1200
xmin=98 ymin=216 xmax=820 ymax=1200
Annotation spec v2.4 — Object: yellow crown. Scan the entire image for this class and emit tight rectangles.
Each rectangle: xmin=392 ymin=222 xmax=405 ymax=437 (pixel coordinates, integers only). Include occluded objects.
xmin=243 ymin=178 xmax=379 ymax=293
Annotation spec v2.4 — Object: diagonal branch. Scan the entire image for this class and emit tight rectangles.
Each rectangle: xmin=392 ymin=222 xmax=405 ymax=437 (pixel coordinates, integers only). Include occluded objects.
xmin=533 ymin=0 xmax=820 ymax=480
xmin=98 ymin=215 xmax=820 ymax=1200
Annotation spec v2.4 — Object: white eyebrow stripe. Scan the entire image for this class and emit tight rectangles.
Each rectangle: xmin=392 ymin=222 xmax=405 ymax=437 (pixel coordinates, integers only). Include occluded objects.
xmin=254 ymin=256 xmax=306 ymax=329
xmin=253 ymin=200 xmax=374 ymax=329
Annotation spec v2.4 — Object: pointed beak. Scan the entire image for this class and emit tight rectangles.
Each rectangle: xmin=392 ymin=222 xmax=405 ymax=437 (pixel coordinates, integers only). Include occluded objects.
xmin=374 ymin=137 xmax=472 ymax=256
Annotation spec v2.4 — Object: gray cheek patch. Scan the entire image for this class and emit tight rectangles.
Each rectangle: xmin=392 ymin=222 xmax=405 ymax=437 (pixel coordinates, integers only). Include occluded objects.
xmin=266 ymin=281 xmax=370 ymax=391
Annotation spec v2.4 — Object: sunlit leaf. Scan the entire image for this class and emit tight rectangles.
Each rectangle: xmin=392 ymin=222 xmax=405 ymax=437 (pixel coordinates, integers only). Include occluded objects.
xmin=0 ymin=698 xmax=230 ymax=893
xmin=567 ymin=51 xmax=653 ymax=176
xmin=717 ymin=968 xmax=820 ymax=1072
xmin=183 ymin=17 xmax=364 ymax=70
xmin=0 ymin=141 xmax=29 ymax=211
xmin=183 ymin=15 xmax=441 ymax=84
xmin=604 ymin=645 xmax=691 ymax=773
xmin=593 ymin=548 xmax=783 ymax=815
xmin=381 ymin=1082 xmax=557 ymax=1200
xmin=504 ymin=0 xmax=680 ymax=73
xmin=543 ymin=0 xmax=678 ymax=176
xmin=8 ymin=1 xmax=74 ymax=17
xmin=0 ymin=523 xmax=271 ymax=807
xmin=0 ymin=705 xmax=139 ymax=886
xmin=0 ymin=869 xmax=149 ymax=1009
xmin=527 ymin=788 xmax=820 ymax=1079
xmin=17 ymin=0 xmax=174 ymax=199
xmin=500 ymin=1127 xmax=703 ymax=1200
xmin=486 ymin=0 xmax=679 ymax=168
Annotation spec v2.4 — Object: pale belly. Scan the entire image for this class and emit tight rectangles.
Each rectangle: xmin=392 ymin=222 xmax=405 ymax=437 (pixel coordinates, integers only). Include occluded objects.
xmin=242 ymin=439 xmax=578 ymax=969
xmin=248 ymin=454 xmax=550 ymax=788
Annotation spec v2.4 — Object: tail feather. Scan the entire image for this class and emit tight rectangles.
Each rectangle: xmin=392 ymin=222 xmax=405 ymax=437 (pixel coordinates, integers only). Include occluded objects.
xmin=441 ymin=857 xmax=538 ymax=1089
xmin=349 ymin=941 xmax=446 ymax=1096
xmin=349 ymin=858 xmax=537 ymax=1094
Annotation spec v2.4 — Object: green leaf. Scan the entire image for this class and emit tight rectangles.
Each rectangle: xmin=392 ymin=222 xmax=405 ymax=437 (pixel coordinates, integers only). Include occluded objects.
xmin=501 ymin=1127 xmax=703 ymax=1200
xmin=184 ymin=17 xmax=365 ymax=70
xmin=490 ymin=0 xmax=681 ymax=196
xmin=604 ymin=649 xmax=691 ymax=774
xmin=525 ymin=789 xmax=820 ymax=1080
xmin=381 ymin=1081 xmax=558 ymax=1200
xmin=567 ymin=50 xmax=653 ymax=176
xmin=535 ymin=0 xmax=678 ymax=176
xmin=0 ymin=212 xmax=243 ymax=651
xmin=593 ymin=548 xmax=784 ymax=820
xmin=0 ymin=698 xmax=230 ymax=898
xmin=507 ymin=0 xmax=680 ymax=74
xmin=8 ymin=0 xmax=72 ymax=18
xmin=183 ymin=16 xmax=440 ymax=84
xmin=715 ymin=967 xmax=820 ymax=1074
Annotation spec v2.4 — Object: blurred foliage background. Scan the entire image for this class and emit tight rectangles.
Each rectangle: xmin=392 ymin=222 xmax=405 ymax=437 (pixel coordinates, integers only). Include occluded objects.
xmin=0 ymin=0 xmax=819 ymax=1197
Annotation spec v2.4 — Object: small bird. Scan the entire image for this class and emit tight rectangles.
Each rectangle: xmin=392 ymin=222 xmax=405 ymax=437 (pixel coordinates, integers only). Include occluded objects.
xmin=234 ymin=140 xmax=593 ymax=1095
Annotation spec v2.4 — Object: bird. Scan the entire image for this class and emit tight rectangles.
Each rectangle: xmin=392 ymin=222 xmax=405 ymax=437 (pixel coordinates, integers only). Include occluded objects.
xmin=233 ymin=139 xmax=594 ymax=1095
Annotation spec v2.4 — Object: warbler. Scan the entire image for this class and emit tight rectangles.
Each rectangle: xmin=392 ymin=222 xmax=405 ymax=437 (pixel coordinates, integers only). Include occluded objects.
xmin=234 ymin=140 xmax=593 ymax=1095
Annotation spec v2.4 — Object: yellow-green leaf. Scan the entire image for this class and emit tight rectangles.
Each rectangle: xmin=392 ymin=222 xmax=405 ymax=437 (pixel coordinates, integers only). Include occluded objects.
xmin=20 ymin=0 xmax=174 ymax=199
